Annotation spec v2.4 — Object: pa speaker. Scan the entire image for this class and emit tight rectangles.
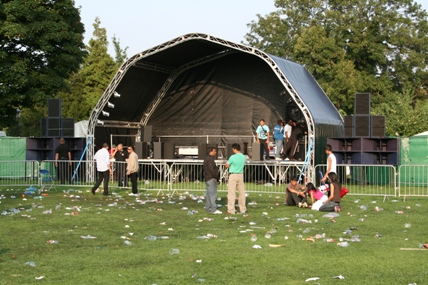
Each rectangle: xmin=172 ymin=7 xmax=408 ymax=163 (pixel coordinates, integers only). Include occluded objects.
xmin=225 ymin=144 xmax=234 ymax=160
xmin=48 ymin=98 xmax=62 ymax=117
xmin=153 ymin=142 xmax=163 ymax=159
xmin=40 ymin=118 xmax=47 ymax=137
xmin=198 ymin=144 xmax=218 ymax=160
xmin=355 ymin=116 xmax=370 ymax=137
xmin=344 ymin=116 xmax=354 ymax=137
xmin=61 ymin=118 xmax=74 ymax=137
xmin=354 ymin=93 xmax=370 ymax=115
xmin=141 ymin=125 xmax=152 ymax=142
xmin=47 ymin=118 xmax=61 ymax=137
xmin=252 ymin=142 xmax=263 ymax=161
xmin=135 ymin=142 xmax=149 ymax=159
xmin=163 ymin=142 xmax=175 ymax=159
xmin=371 ymin=116 xmax=385 ymax=137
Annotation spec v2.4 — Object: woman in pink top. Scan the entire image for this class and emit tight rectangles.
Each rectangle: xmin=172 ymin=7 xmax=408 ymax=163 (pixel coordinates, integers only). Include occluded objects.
xmin=307 ymin=182 xmax=328 ymax=210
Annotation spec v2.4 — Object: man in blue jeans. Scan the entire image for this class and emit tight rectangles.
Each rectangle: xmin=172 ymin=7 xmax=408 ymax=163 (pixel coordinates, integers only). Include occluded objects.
xmin=204 ymin=147 xmax=222 ymax=214
xmin=273 ymin=120 xmax=285 ymax=160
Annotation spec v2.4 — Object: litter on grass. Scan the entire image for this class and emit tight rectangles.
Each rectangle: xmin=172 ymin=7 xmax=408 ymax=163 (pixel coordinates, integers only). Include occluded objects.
xmin=332 ymin=275 xmax=345 ymax=279
xmin=322 ymin=213 xmax=340 ymax=218
xmin=305 ymin=277 xmax=320 ymax=282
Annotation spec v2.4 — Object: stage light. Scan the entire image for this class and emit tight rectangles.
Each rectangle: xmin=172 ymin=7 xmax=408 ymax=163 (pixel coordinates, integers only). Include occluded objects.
xmin=114 ymin=91 xmax=121 ymax=98
xmin=101 ymin=110 xmax=110 ymax=117
xmin=107 ymin=102 xmax=115 ymax=108
xmin=96 ymin=119 xmax=104 ymax=125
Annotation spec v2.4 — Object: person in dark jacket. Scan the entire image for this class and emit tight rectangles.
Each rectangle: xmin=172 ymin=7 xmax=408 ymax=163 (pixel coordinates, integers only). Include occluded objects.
xmin=204 ymin=147 xmax=222 ymax=214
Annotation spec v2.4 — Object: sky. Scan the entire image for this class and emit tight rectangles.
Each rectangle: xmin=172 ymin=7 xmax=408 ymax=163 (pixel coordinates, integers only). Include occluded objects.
xmin=74 ymin=0 xmax=428 ymax=57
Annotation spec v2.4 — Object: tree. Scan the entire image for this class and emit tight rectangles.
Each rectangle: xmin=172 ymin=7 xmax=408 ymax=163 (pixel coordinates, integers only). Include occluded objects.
xmin=112 ymin=35 xmax=128 ymax=67
xmin=245 ymin=0 xmax=428 ymax=122
xmin=0 ymin=0 xmax=86 ymax=132
xmin=60 ymin=17 xmax=117 ymax=120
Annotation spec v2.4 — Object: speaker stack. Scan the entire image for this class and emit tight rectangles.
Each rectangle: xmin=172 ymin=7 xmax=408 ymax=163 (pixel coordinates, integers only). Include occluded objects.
xmin=198 ymin=144 xmax=218 ymax=160
xmin=251 ymin=142 xmax=263 ymax=161
xmin=153 ymin=142 xmax=175 ymax=159
xmin=41 ymin=99 xmax=75 ymax=137
xmin=343 ymin=93 xmax=386 ymax=138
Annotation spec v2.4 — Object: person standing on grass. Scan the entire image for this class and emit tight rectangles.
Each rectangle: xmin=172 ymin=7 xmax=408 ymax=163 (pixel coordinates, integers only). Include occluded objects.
xmin=126 ymin=146 xmax=139 ymax=196
xmin=321 ymin=144 xmax=337 ymax=183
xmin=319 ymin=172 xmax=342 ymax=212
xmin=111 ymin=143 xmax=128 ymax=187
xmin=91 ymin=143 xmax=112 ymax=196
xmin=285 ymin=176 xmax=308 ymax=207
xmin=226 ymin=143 xmax=247 ymax=215
xmin=55 ymin=138 xmax=72 ymax=185
xmin=204 ymin=147 xmax=222 ymax=214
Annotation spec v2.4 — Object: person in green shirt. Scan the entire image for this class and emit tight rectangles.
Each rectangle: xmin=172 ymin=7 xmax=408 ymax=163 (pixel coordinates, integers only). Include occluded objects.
xmin=225 ymin=143 xmax=247 ymax=214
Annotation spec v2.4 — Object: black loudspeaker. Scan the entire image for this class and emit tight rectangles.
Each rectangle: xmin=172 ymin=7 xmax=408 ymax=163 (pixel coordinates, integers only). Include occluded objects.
xmin=47 ymin=118 xmax=61 ymax=137
xmin=40 ymin=118 xmax=47 ymax=137
xmin=344 ymin=116 xmax=354 ymax=137
xmin=135 ymin=142 xmax=149 ymax=159
xmin=371 ymin=116 xmax=385 ymax=137
xmin=48 ymin=98 xmax=62 ymax=117
xmin=153 ymin=142 xmax=163 ymax=159
xmin=225 ymin=144 xmax=234 ymax=160
xmin=61 ymin=118 xmax=74 ymax=137
xmin=198 ymin=144 xmax=218 ymax=160
xmin=354 ymin=93 xmax=370 ymax=115
xmin=141 ymin=125 xmax=152 ymax=142
xmin=252 ymin=142 xmax=263 ymax=161
xmin=355 ymin=116 xmax=370 ymax=137
xmin=163 ymin=142 xmax=175 ymax=159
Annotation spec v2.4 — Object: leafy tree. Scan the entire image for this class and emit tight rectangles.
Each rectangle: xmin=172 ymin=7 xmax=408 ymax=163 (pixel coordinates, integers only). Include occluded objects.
xmin=0 ymin=0 xmax=86 ymax=132
xmin=112 ymin=35 xmax=128 ymax=67
xmin=60 ymin=17 xmax=117 ymax=120
xmin=245 ymin=0 xmax=428 ymax=120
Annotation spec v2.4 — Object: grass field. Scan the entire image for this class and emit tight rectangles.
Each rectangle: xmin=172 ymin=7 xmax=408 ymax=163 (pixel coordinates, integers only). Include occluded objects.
xmin=0 ymin=186 xmax=427 ymax=285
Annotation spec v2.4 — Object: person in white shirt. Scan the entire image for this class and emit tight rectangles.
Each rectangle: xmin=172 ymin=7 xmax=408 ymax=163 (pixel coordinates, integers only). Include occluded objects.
xmin=91 ymin=143 xmax=112 ymax=195
xmin=321 ymin=144 xmax=337 ymax=183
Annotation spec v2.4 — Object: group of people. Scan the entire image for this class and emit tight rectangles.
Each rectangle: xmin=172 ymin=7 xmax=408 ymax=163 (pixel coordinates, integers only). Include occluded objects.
xmin=284 ymin=144 xmax=342 ymax=212
xmin=255 ymin=118 xmax=306 ymax=161
xmin=203 ymin=143 xmax=341 ymax=215
xmin=91 ymin=143 xmax=139 ymax=196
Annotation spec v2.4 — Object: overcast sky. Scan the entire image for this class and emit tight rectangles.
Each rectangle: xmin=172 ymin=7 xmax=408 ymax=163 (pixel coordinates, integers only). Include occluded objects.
xmin=74 ymin=0 xmax=428 ymax=57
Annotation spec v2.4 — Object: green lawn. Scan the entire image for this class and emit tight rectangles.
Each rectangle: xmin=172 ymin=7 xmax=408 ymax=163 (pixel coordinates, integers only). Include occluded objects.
xmin=0 ymin=186 xmax=427 ymax=285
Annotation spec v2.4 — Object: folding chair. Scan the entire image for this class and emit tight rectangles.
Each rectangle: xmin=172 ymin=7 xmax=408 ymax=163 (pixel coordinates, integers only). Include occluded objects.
xmin=39 ymin=169 xmax=57 ymax=192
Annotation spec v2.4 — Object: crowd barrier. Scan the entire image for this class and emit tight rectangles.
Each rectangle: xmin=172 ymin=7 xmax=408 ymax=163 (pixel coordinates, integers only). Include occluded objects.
xmin=1 ymin=160 xmax=427 ymax=198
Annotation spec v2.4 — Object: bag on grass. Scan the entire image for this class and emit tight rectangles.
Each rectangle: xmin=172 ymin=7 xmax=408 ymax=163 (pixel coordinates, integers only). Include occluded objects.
xmin=340 ymin=187 xmax=349 ymax=198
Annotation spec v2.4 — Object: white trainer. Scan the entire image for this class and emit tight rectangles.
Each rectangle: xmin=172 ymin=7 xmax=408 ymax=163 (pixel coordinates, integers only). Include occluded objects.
xmin=212 ymin=210 xmax=222 ymax=214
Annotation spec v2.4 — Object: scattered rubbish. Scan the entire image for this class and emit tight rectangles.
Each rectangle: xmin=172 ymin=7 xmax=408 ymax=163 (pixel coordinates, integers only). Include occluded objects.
xmin=264 ymin=233 xmax=271 ymax=239
xmin=250 ymin=235 xmax=257 ymax=242
xmin=123 ymin=240 xmax=133 ymax=245
xmin=296 ymin=218 xmax=311 ymax=224
xmin=303 ymin=228 xmax=311 ymax=234
xmin=169 ymin=248 xmax=180 ymax=255
xmin=337 ymin=241 xmax=350 ymax=247
xmin=375 ymin=234 xmax=382 ymax=238
xmin=249 ymin=222 xmax=257 ymax=225
xmin=284 ymin=236 xmax=288 ymax=240
xmin=404 ymin=223 xmax=411 ymax=228
xmin=25 ymin=261 xmax=36 ymax=267
xmin=305 ymin=277 xmax=320 ymax=282
xmin=332 ymin=275 xmax=345 ymax=279
xmin=35 ymin=276 xmax=45 ymax=280
xmin=80 ymin=235 xmax=97 ymax=239
xmin=46 ymin=240 xmax=58 ymax=244
xmin=195 ymin=259 xmax=202 ymax=263
xmin=359 ymin=205 xmax=367 ymax=210
xmin=395 ymin=211 xmax=404 ymax=214
xmin=323 ymin=238 xmax=336 ymax=243
xmin=359 ymin=218 xmax=366 ymax=222
xmin=252 ymin=244 xmax=262 ymax=249
xmin=415 ymin=204 xmax=421 ymax=207
xmin=225 ymin=217 xmax=237 ymax=221
xmin=268 ymin=244 xmax=286 ymax=247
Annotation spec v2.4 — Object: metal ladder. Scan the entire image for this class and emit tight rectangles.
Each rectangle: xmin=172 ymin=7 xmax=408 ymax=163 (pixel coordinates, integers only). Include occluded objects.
xmin=298 ymin=136 xmax=314 ymax=184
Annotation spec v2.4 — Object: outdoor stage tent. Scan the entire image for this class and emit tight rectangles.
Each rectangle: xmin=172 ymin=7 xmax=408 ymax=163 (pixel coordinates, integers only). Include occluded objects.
xmin=87 ymin=33 xmax=343 ymax=177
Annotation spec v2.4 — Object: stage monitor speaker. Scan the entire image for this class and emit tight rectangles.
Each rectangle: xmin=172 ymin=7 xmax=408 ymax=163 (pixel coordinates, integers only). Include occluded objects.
xmin=371 ymin=116 xmax=385 ymax=137
xmin=344 ymin=116 xmax=354 ymax=137
xmin=252 ymin=142 xmax=263 ymax=161
xmin=61 ymin=118 xmax=75 ymax=137
xmin=40 ymin=118 xmax=47 ymax=137
xmin=153 ymin=142 xmax=163 ymax=159
xmin=163 ymin=142 xmax=175 ymax=159
xmin=141 ymin=125 xmax=152 ymax=142
xmin=47 ymin=118 xmax=61 ymax=137
xmin=354 ymin=116 xmax=370 ymax=137
xmin=354 ymin=93 xmax=370 ymax=115
xmin=135 ymin=142 xmax=149 ymax=159
xmin=198 ymin=144 xmax=218 ymax=160
xmin=225 ymin=144 xmax=234 ymax=160
xmin=48 ymin=98 xmax=62 ymax=117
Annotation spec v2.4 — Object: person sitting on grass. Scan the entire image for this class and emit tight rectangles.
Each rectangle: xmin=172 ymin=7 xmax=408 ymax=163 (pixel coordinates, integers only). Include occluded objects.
xmin=306 ymin=182 xmax=328 ymax=211
xmin=319 ymin=172 xmax=342 ymax=212
xmin=285 ymin=176 xmax=308 ymax=208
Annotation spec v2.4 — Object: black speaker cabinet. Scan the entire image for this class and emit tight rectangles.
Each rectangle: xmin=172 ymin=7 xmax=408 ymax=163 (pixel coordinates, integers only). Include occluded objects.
xmin=252 ymin=142 xmax=263 ymax=161
xmin=61 ymin=118 xmax=75 ymax=137
xmin=135 ymin=142 xmax=149 ymax=159
xmin=47 ymin=118 xmax=61 ymax=137
xmin=354 ymin=93 xmax=371 ymax=115
xmin=371 ymin=116 xmax=385 ymax=137
xmin=344 ymin=116 xmax=354 ymax=137
xmin=48 ymin=98 xmax=62 ymax=117
xmin=355 ymin=116 xmax=370 ymax=137
xmin=225 ymin=144 xmax=234 ymax=160
xmin=141 ymin=125 xmax=152 ymax=142
xmin=40 ymin=118 xmax=47 ymax=137
xmin=198 ymin=144 xmax=218 ymax=160
xmin=163 ymin=142 xmax=175 ymax=159
xmin=153 ymin=142 xmax=163 ymax=159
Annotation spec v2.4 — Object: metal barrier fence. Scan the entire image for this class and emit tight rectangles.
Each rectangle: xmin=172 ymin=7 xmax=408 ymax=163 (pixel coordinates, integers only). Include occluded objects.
xmin=398 ymin=165 xmax=428 ymax=197
xmin=0 ymin=161 xmax=39 ymax=186
xmin=314 ymin=164 xmax=397 ymax=197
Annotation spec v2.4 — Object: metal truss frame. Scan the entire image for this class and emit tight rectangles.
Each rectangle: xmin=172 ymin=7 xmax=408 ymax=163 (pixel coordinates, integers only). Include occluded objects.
xmin=87 ymin=33 xmax=316 ymax=182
